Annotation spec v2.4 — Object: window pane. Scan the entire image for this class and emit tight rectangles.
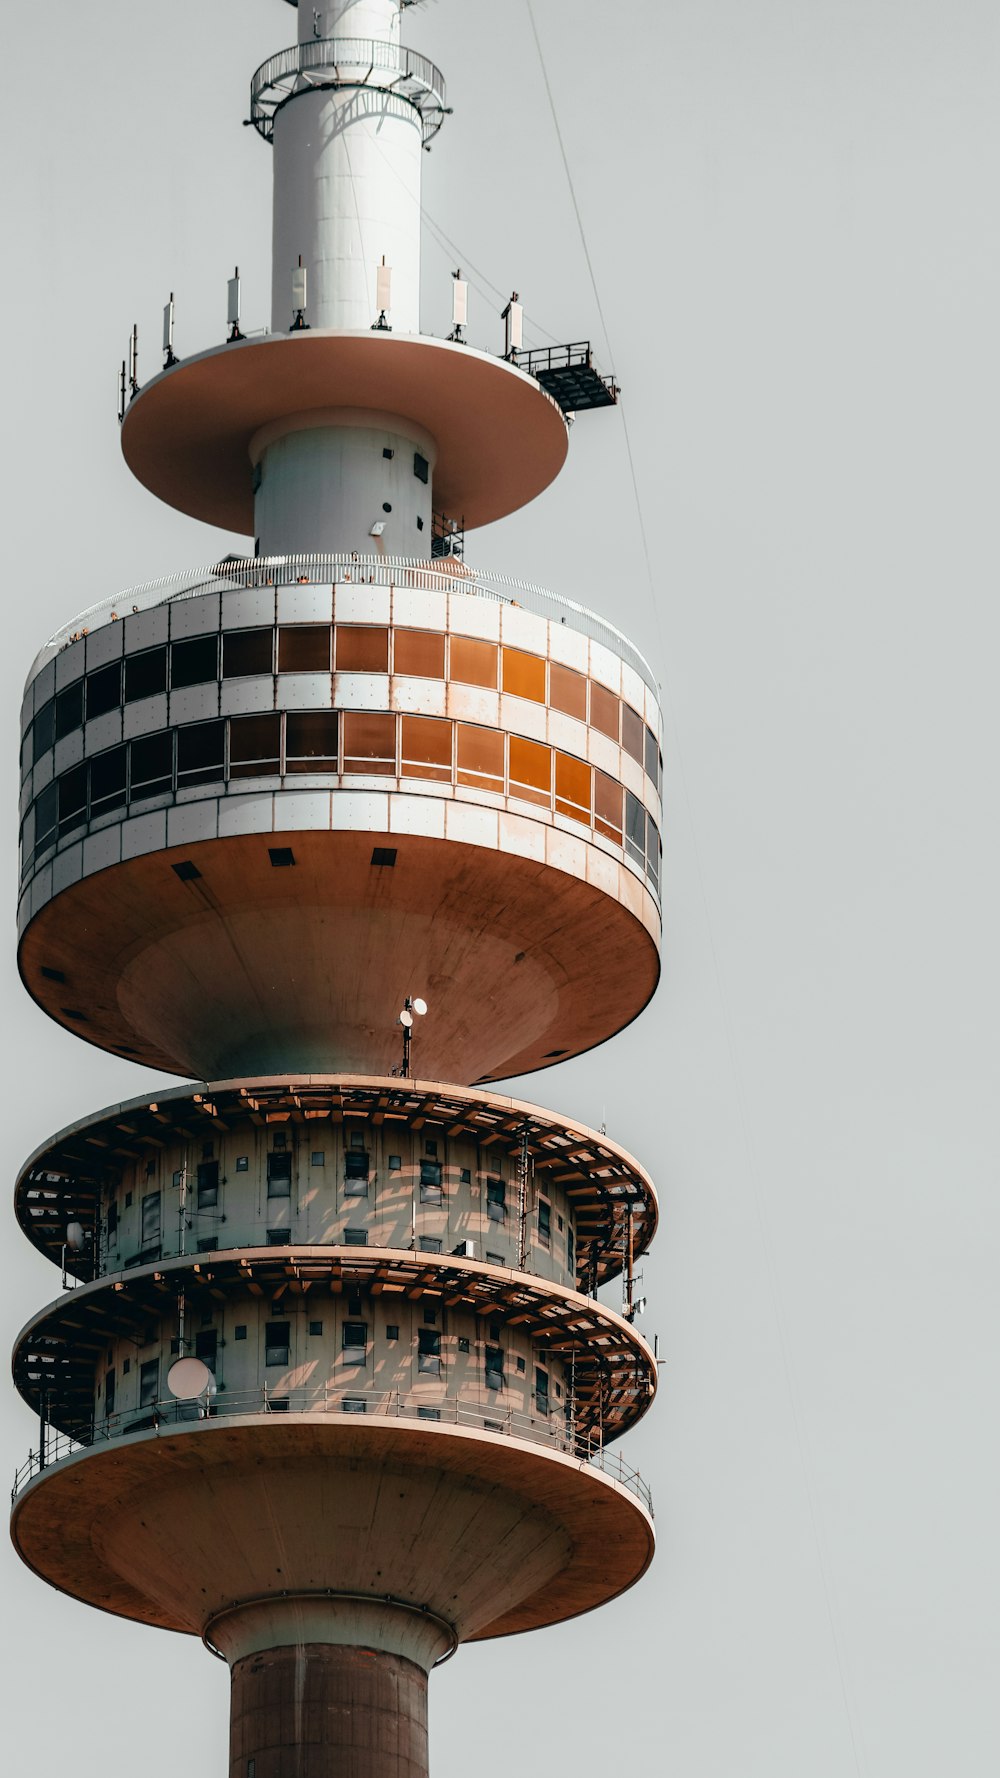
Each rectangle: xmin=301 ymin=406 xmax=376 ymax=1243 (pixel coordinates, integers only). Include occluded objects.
xmin=286 ymin=711 xmax=338 ymax=772
xmin=400 ymin=715 xmax=451 ymax=782
xmin=646 ymin=812 xmax=660 ymax=893
xmin=342 ymin=712 xmax=395 ymax=775
xmin=537 ymin=1200 xmax=551 ymax=1244
xmin=342 ymin=1321 xmax=367 ymax=1361
xmin=644 ymin=724 xmax=658 ymax=784
xmin=419 ymin=1159 xmax=443 ymax=1204
xmin=196 ymin=1160 xmax=219 ymax=1209
xmin=486 ymin=1178 xmax=506 ymax=1222
xmin=508 ymin=735 xmax=551 ymax=807
xmin=195 ymin=1330 xmax=218 ymax=1373
xmin=130 ymin=731 xmax=173 ymax=800
xmin=171 ymin=634 xmax=218 ymax=689
xmin=594 ymin=770 xmax=623 ymax=843
xmin=394 ymin=628 xmax=445 ymax=678
xmin=223 ymin=628 xmax=273 ymax=678
xmin=139 ymin=1359 xmax=159 ymax=1408
xmin=501 ymin=647 xmax=546 ymax=703
xmin=55 ymin=682 xmax=83 ymax=741
xmin=336 ymin=626 xmax=389 ymax=672
xmin=89 ymin=744 xmax=127 ymax=816
xmin=278 ymin=626 xmax=331 ymax=672
xmin=86 ymin=662 xmax=122 ymax=722
xmin=450 ymin=635 xmax=497 ymax=689
xmin=485 ymin=1346 xmax=504 ymax=1391
xmin=621 ymin=703 xmax=644 ymax=765
xmin=456 ymin=723 xmax=503 ymax=793
xmin=230 ymin=713 xmax=280 ymax=777
xmin=34 ymin=781 xmax=58 ymax=853
xmin=625 ymin=790 xmax=646 ymax=864
xmin=554 ymin=752 xmax=592 ymax=824
xmin=265 ymin=1322 xmax=290 ymax=1365
xmin=343 ymin=1228 xmax=368 ymax=1246
xmin=589 ymin=681 xmax=620 ymax=741
xmin=32 ymin=698 xmax=56 ymax=761
xmin=535 ymin=1367 xmax=549 ymax=1414
xmin=58 ymin=763 xmax=87 ymax=835
xmin=267 ymin=1152 xmax=292 ymax=1197
xmin=418 ymin=1327 xmax=441 ymax=1373
xmin=345 ymin=1150 xmax=369 ymax=1180
xmin=141 ymin=1191 xmax=161 ymax=1245
xmin=125 ymin=647 xmax=167 ymax=704
xmin=177 ymin=720 xmax=225 ymax=786
xmin=549 ymin=662 xmax=587 ymax=721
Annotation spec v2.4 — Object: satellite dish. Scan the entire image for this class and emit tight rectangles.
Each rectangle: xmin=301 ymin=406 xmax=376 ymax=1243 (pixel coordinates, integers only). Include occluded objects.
xmin=66 ymin=1221 xmax=86 ymax=1252
xmin=412 ymin=997 xmax=428 ymax=1017
xmin=167 ymin=1357 xmax=214 ymax=1400
xmin=399 ymin=1008 xmax=414 ymax=1028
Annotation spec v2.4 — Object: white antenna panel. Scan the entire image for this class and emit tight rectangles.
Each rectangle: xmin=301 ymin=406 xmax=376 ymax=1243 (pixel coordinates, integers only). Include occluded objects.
xmin=227 ymin=275 xmax=241 ymax=328
xmin=376 ymin=259 xmax=392 ymax=314
xmin=292 ymin=262 xmax=307 ymax=311
xmin=162 ymin=296 xmax=174 ymax=354
xmin=508 ymin=302 xmax=523 ymax=352
xmin=452 ymin=279 xmax=468 ymax=327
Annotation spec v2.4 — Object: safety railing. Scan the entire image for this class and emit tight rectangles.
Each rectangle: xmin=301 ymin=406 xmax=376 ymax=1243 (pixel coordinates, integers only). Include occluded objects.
xmin=29 ymin=554 xmax=658 ymax=693
xmin=250 ymin=38 xmax=449 ymax=145
xmin=12 ymin=1386 xmax=653 ymax=1516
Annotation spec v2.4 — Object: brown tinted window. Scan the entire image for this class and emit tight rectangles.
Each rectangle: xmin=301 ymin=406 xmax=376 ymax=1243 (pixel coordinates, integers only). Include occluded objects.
xmin=621 ymin=703 xmax=644 ymax=765
xmin=549 ymin=661 xmax=588 ymax=721
xmin=286 ymin=711 xmax=338 ymax=771
xmin=400 ymin=715 xmax=452 ymax=781
xmin=394 ymin=628 xmax=445 ymax=679
xmin=555 ymin=752 xmax=592 ymax=823
xmin=223 ymin=628 xmax=273 ymax=679
xmin=509 ymin=736 xmax=551 ymax=807
xmin=342 ymin=712 xmax=396 ymax=774
xmin=229 ymin=713 xmax=280 ymax=777
xmin=456 ymin=724 xmax=504 ymax=792
xmin=278 ymin=626 xmax=331 ymax=673
xmin=450 ymin=635 xmax=497 ymax=689
xmin=502 ymin=647 xmax=546 ymax=704
xmin=589 ymin=681 xmax=620 ymax=741
xmin=594 ymin=770 xmax=623 ymax=842
xmin=644 ymin=725 xmax=659 ymax=783
xmin=336 ymin=627 xmax=389 ymax=672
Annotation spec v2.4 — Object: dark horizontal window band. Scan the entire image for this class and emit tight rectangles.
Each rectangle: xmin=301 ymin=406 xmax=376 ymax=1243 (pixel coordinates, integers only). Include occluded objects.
xmin=25 ymin=629 xmax=662 ymax=795
xmin=22 ymin=713 xmax=661 ymax=894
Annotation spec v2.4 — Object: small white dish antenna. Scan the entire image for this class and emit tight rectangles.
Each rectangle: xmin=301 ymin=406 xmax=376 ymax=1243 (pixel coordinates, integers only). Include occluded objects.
xmin=412 ymin=997 xmax=428 ymax=1016
xmin=66 ymin=1221 xmax=86 ymax=1252
xmin=399 ymin=1008 xmax=414 ymax=1028
xmin=167 ymin=1356 xmax=215 ymax=1400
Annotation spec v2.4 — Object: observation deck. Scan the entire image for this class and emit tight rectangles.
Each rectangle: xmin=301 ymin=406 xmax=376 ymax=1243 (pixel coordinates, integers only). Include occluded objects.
xmin=249 ymin=38 xmax=449 ymax=146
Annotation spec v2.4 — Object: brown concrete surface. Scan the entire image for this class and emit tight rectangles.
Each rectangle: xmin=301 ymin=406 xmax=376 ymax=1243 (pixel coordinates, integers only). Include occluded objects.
xmin=10 ymin=1418 xmax=654 ymax=1640
xmin=19 ymin=830 xmax=660 ymax=1081
xmin=120 ymin=331 xmax=569 ymax=535
xmin=229 ymin=1643 xmax=429 ymax=1778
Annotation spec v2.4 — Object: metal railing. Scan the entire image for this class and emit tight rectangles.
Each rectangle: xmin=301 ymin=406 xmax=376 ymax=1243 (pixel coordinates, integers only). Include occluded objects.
xmin=29 ymin=554 xmax=658 ymax=694
xmin=12 ymin=1386 xmax=652 ymax=1516
xmin=250 ymin=38 xmax=449 ymax=145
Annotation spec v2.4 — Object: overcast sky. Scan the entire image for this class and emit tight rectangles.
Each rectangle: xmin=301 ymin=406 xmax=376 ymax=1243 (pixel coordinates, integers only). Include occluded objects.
xmin=1 ymin=2 xmax=997 ymax=1774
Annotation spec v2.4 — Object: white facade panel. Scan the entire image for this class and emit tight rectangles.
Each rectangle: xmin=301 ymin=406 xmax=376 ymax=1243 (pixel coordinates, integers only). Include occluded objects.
xmin=390 ymin=676 xmax=446 ymax=717
xmin=169 ymin=685 xmax=221 ymax=727
xmin=390 ymin=587 xmax=448 ymax=631
xmin=124 ymin=604 xmax=169 ymax=653
xmin=170 ymin=593 xmax=221 ymax=639
xmin=547 ymin=622 xmax=590 ymax=673
xmin=275 ymin=675 xmax=333 ymax=710
xmin=217 ymin=795 xmax=275 ymax=837
xmin=620 ymin=661 xmax=647 ymax=718
xmin=123 ymin=693 xmax=168 ymax=740
xmin=588 ymin=639 xmax=622 ymax=694
xmin=445 ymin=685 xmax=500 ymax=728
xmin=167 ymin=801 xmax=220 ymax=847
xmin=498 ymin=604 xmax=548 ymax=654
xmin=221 ymin=588 xmax=278 ymax=631
xmin=53 ymin=732 xmax=84 ymax=776
xmin=85 ymin=623 xmax=123 ymax=671
xmin=272 ymin=791 xmax=333 ymax=831
xmin=32 ymin=658 xmax=56 ymax=709
xmin=220 ymin=677 xmax=274 ymax=718
xmin=445 ymin=802 xmax=499 ymax=850
xmin=51 ymin=841 xmax=83 ymax=894
xmin=277 ymin=585 xmax=335 ymax=625
xmin=84 ymin=711 xmax=124 ymax=757
xmin=333 ymin=673 xmax=390 ymax=709
xmin=387 ymin=794 xmax=446 ymax=839
xmin=447 ymin=595 xmax=500 ymax=641
xmin=334 ymin=584 xmax=391 ymax=626
xmin=120 ymin=811 xmax=168 ymax=861
xmin=498 ymin=812 xmax=547 ymax=864
xmin=499 ymin=695 xmax=547 ymax=743
xmin=330 ymin=792 xmax=390 ymax=831
xmin=587 ymin=730 xmax=620 ymax=779
xmin=54 ymin=644 xmax=85 ymax=690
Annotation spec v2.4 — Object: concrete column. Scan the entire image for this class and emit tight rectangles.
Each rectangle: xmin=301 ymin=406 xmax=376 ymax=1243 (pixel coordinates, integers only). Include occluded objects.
xmin=250 ymin=409 xmax=436 ymax=556
xmin=213 ymin=1597 xmax=451 ymax=1778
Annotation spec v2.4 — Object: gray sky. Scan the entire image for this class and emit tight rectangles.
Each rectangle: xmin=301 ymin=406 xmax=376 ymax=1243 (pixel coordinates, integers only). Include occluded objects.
xmin=1 ymin=1 xmax=996 ymax=1773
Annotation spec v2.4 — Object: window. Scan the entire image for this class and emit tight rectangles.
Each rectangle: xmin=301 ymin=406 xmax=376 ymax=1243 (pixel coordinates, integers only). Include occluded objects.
xmin=418 ymin=1406 xmax=441 ymax=1421
xmin=130 ymin=731 xmax=173 ymax=800
xmin=105 ymin=1367 xmax=116 ymax=1417
xmin=33 ymin=781 xmax=58 ymax=853
xmin=171 ymin=634 xmax=218 ymax=688
xmin=485 ymin=1346 xmax=504 ymax=1391
xmin=537 ymin=1199 xmax=551 ymax=1247
xmin=125 ymin=646 xmax=167 ymax=704
xmin=388 ymin=1155 xmax=402 ymax=1171
xmin=621 ymin=703 xmax=645 ymax=765
xmin=234 ymin=1325 xmax=247 ymax=1341
xmin=486 ymin=1251 xmax=505 ymax=1266
xmin=458 ymin=1337 xmax=470 ymax=1353
xmin=502 ymin=647 xmax=546 ymax=704
xmin=344 ymin=1149 xmax=369 ymax=1197
xmin=342 ymin=1397 xmax=367 ymax=1413
xmin=278 ymin=626 xmax=331 ymax=672
xmin=336 ymin=626 xmax=389 ymax=672
xmin=141 ymin=1191 xmax=161 ymax=1247
xmin=311 ymin=1152 xmax=324 ymax=1167
xmin=267 ymin=1229 xmax=291 ymax=1246
xmin=417 ymin=1235 xmax=442 ymax=1254
xmin=516 ymin=1355 xmax=526 ymax=1374
xmin=236 ymin=1156 xmax=249 ymax=1172
xmin=139 ymin=1359 xmax=159 ymax=1408
xmin=58 ymin=763 xmax=87 ymax=836
xmin=413 ymin=451 xmax=429 ymax=484
xmin=555 ymin=751 xmax=592 ymax=825
xmin=265 ymin=1322 xmax=290 ymax=1366
xmin=456 ymin=723 xmax=503 ymax=794
xmin=450 ymin=635 xmax=497 ymax=689
xmin=386 ymin=1324 xmax=400 ymax=1341
xmin=589 ymin=681 xmax=620 ymax=741
xmin=418 ymin=1327 xmax=441 ymax=1374
xmin=223 ymin=628 xmax=273 ymax=678
xmin=419 ymin=1160 xmax=443 ymax=1204
xmin=106 ymin=1201 xmax=119 ymax=1242
xmin=123 ymin=1358 xmax=130 ymax=1375
xmin=644 ymin=724 xmax=659 ymax=784
xmin=285 ymin=710 xmax=339 ymax=773
xmin=425 ymin=1140 xmax=438 ymax=1156
xmin=535 ymin=1367 xmax=550 ymax=1416
xmin=508 ymin=735 xmax=551 ymax=807
xmin=393 ymin=628 xmax=444 ymax=678
xmin=486 ymin=1178 xmax=506 ymax=1223
xmin=197 ymin=1236 xmax=219 ymax=1252
xmin=646 ymin=812 xmax=660 ymax=893
xmin=196 ymin=1160 xmax=219 ymax=1209
xmin=55 ymin=681 xmax=84 ymax=740
xmin=625 ymin=790 xmax=646 ymax=865
xmin=400 ymin=714 xmax=451 ymax=782
xmin=489 ymin=1322 xmax=501 ymax=1341
xmin=567 ymin=1226 xmax=575 ymax=1271
xmin=32 ymin=698 xmax=56 ymax=761
xmin=594 ymin=770 xmax=623 ymax=844
xmin=267 ymin=1152 xmax=292 ymax=1198
xmin=342 ymin=712 xmax=395 ymax=775
xmin=460 ymin=1168 xmax=471 ymax=1184
xmin=230 ymin=713 xmax=280 ymax=778
xmin=549 ymin=661 xmax=588 ymax=721
xmin=86 ymin=662 xmax=122 ymax=722
xmin=309 ymin=1320 xmax=323 ymax=1336
xmin=342 ymin=1322 xmax=367 ymax=1365
xmin=177 ymin=720 xmax=225 ymax=787
xmin=423 ymin=1307 xmax=437 ymax=1325
xmin=195 ymin=1330 xmax=217 ymax=1374
xmin=344 ymin=1228 xmax=368 ymax=1246
xmin=268 ymin=1397 xmax=289 ymax=1413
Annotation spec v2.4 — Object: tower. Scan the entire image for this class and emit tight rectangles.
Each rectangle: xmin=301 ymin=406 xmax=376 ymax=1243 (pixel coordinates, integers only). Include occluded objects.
xmin=10 ymin=5 xmax=662 ymax=1774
